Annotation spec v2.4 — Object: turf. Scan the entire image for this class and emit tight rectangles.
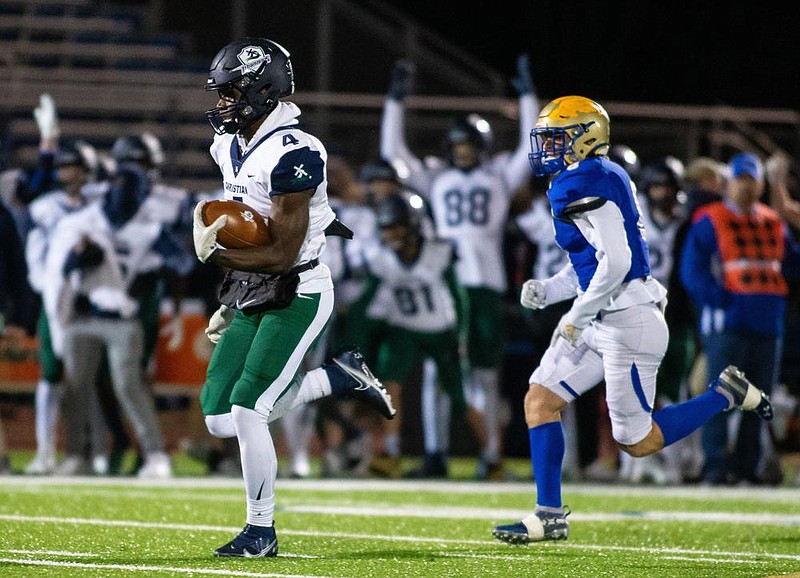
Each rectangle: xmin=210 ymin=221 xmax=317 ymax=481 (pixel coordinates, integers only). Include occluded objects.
xmin=2 ymin=465 xmax=800 ymax=577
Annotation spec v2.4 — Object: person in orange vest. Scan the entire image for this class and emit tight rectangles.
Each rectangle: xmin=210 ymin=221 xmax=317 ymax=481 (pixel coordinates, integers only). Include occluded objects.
xmin=680 ymin=152 xmax=800 ymax=485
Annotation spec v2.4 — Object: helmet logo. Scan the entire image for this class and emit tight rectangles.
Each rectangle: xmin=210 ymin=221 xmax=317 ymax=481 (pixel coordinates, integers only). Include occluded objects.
xmin=240 ymin=210 xmax=255 ymax=223
xmin=234 ymin=45 xmax=271 ymax=75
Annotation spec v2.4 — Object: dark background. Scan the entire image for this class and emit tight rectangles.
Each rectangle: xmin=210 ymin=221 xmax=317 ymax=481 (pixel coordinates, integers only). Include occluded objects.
xmin=159 ymin=0 xmax=800 ymax=109
xmin=381 ymin=1 xmax=800 ymax=109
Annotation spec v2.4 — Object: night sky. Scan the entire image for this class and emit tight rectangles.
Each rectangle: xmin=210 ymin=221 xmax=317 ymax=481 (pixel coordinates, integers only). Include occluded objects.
xmin=381 ymin=1 xmax=800 ymax=109
xmin=159 ymin=0 xmax=799 ymax=110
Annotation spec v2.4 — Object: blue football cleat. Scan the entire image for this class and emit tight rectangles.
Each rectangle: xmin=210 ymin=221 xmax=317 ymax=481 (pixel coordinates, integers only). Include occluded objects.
xmin=214 ymin=524 xmax=278 ymax=558
xmin=493 ymin=508 xmax=570 ymax=544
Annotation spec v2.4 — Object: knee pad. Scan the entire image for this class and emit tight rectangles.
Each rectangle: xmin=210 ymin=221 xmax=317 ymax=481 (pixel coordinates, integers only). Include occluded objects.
xmin=205 ymin=413 xmax=235 ymax=438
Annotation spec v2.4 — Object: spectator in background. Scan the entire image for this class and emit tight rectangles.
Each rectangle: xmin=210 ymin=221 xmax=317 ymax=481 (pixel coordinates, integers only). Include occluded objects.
xmin=24 ymin=139 xmax=103 ymax=475
xmin=380 ymin=54 xmax=538 ymax=479
xmin=42 ymin=155 xmax=189 ymax=479
xmin=0 ymin=194 xmax=33 ymax=474
xmin=680 ymin=152 xmax=800 ymax=485
xmin=345 ymin=193 xmax=488 ymax=478
xmin=682 ymin=156 xmax=727 ymax=221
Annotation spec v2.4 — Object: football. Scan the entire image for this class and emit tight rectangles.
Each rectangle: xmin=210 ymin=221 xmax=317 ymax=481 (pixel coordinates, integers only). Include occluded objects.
xmin=201 ymin=199 xmax=270 ymax=249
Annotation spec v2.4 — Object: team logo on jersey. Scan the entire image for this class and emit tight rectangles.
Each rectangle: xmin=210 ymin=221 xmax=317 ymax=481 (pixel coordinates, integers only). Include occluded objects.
xmin=240 ymin=210 xmax=255 ymax=223
xmin=234 ymin=46 xmax=271 ymax=75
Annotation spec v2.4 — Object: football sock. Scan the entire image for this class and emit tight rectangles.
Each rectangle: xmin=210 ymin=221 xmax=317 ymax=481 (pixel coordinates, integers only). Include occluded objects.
xmin=267 ymin=369 xmax=330 ymax=424
xmin=34 ymin=379 xmax=63 ymax=461
xmin=323 ymin=364 xmax=350 ymax=396
xmin=529 ymin=421 xmax=565 ymax=509
xmin=653 ymin=388 xmax=728 ymax=447
xmin=384 ymin=434 xmax=401 ymax=457
xmin=421 ymin=361 xmax=450 ymax=454
xmin=473 ymin=368 xmax=501 ymax=462
xmin=232 ymin=405 xmax=276 ymax=527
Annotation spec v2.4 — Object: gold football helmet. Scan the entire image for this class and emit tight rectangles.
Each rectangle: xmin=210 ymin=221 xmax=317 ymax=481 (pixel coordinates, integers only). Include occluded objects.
xmin=529 ymin=95 xmax=610 ymax=176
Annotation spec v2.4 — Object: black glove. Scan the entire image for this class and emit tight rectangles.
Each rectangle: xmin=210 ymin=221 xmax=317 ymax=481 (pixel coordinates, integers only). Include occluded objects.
xmin=511 ymin=53 xmax=535 ymax=96
xmin=388 ymin=59 xmax=415 ymax=101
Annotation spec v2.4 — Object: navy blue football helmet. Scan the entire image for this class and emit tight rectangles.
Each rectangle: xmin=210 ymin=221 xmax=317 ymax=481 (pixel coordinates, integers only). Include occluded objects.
xmin=205 ymin=37 xmax=294 ymax=135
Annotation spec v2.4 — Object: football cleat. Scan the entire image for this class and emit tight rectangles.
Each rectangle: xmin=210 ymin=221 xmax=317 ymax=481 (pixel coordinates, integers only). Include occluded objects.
xmin=53 ymin=455 xmax=93 ymax=476
xmin=214 ymin=524 xmax=278 ymax=558
xmin=331 ymin=348 xmax=396 ymax=420
xmin=24 ymin=454 xmax=55 ymax=476
xmin=136 ymin=451 xmax=173 ymax=479
xmin=493 ymin=508 xmax=570 ymax=544
xmin=713 ymin=365 xmax=773 ymax=421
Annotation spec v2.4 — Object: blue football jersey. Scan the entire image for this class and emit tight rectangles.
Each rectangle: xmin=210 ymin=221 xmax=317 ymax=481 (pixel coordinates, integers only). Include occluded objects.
xmin=547 ymin=156 xmax=650 ymax=291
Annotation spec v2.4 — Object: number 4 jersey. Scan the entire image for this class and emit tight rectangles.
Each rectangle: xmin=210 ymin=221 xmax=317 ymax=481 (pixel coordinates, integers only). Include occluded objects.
xmin=365 ymin=238 xmax=461 ymax=333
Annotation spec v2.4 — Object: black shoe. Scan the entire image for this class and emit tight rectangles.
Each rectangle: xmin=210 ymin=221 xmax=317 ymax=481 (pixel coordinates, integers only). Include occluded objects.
xmin=214 ymin=524 xmax=278 ymax=558
xmin=329 ymin=348 xmax=396 ymax=419
xmin=713 ymin=365 xmax=773 ymax=420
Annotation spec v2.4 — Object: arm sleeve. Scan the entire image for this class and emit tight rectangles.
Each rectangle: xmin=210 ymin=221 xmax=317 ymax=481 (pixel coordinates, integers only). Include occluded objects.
xmin=25 ymin=226 xmax=47 ymax=293
xmin=679 ymin=217 xmax=729 ymax=308
xmin=563 ymin=201 xmax=632 ymax=328
xmin=25 ymin=151 xmax=57 ymax=202
xmin=502 ymin=92 xmax=539 ymax=193
xmin=541 ymin=262 xmax=579 ymax=304
xmin=379 ymin=98 xmax=428 ymax=190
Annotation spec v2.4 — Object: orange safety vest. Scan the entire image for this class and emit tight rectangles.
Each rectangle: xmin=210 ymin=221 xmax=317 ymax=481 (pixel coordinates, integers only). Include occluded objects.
xmin=698 ymin=201 xmax=787 ymax=296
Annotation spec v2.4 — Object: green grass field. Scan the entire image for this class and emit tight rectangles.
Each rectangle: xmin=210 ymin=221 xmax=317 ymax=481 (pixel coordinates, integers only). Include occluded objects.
xmin=2 ymin=460 xmax=800 ymax=578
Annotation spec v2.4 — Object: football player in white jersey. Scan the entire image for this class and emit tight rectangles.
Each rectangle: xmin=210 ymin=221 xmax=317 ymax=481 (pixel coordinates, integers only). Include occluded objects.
xmin=344 ymin=193 xmax=489 ymax=478
xmin=493 ymin=95 xmax=773 ymax=545
xmin=23 ymin=140 xmax=100 ymax=475
xmin=380 ymin=54 xmax=538 ymax=478
xmin=193 ymin=37 xmax=395 ymax=558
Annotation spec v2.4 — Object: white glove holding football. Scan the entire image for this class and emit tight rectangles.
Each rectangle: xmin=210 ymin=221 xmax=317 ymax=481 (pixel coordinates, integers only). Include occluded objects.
xmin=205 ymin=304 xmax=234 ymax=343
xmin=33 ymin=93 xmax=60 ymax=140
xmin=159 ymin=315 xmax=184 ymax=351
xmin=520 ymin=279 xmax=547 ymax=310
xmin=193 ymin=200 xmax=227 ymax=263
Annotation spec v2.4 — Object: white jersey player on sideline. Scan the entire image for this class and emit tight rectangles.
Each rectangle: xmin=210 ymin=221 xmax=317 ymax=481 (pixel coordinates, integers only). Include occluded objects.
xmin=42 ymin=156 xmax=192 ymax=478
xmin=380 ymin=55 xmax=538 ymax=478
xmin=23 ymin=138 xmax=108 ymax=475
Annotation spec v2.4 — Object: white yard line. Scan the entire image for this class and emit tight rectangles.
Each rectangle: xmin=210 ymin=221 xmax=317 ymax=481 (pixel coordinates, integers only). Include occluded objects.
xmin=0 ymin=558 xmax=333 ymax=578
xmin=662 ymin=556 xmax=769 ymax=565
xmin=4 ymin=495 xmax=800 ymax=526
xmin=2 ymin=513 xmax=800 ymax=563
xmin=2 ymin=475 xmax=800 ymax=502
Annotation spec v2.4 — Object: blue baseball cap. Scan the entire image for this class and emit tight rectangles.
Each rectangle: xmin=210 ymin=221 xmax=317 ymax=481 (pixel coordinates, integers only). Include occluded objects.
xmin=729 ymin=153 xmax=763 ymax=180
